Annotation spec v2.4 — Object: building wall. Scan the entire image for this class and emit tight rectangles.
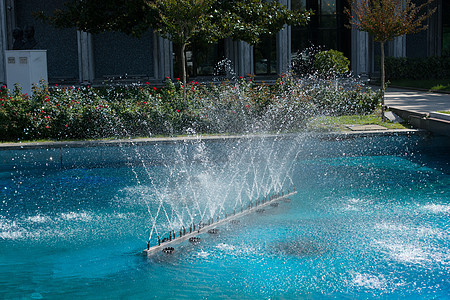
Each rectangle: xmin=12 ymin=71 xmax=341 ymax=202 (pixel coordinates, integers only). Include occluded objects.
xmin=14 ymin=0 xmax=79 ymax=82
xmin=93 ymin=31 xmax=154 ymax=80
xmin=0 ymin=0 xmax=446 ymax=86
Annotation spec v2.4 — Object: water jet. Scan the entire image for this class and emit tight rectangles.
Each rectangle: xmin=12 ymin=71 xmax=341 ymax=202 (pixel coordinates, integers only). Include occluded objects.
xmin=143 ymin=190 xmax=297 ymax=256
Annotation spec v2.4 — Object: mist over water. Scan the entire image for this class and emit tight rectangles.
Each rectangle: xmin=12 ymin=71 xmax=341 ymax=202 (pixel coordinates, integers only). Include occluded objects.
xmin=1 ymin=54 xmax=448 ymax=298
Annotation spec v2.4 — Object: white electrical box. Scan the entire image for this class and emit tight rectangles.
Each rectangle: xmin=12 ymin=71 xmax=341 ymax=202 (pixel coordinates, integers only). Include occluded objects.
xmin=5 ymin=50 xmax=48 ymax=95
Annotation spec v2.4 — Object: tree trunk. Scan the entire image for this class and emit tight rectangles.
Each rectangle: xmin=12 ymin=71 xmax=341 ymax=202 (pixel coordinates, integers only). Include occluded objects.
xmin=180 ymin=42 xmax=187 ymax=101
xmin=380 ymin=41 xmax=386 ymax=122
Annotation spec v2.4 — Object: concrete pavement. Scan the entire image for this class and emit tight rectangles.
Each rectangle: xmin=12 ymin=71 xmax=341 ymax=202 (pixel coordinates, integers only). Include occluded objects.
xmin=384 ymin=88 xmax=450 ymax=136
xmin=385 ymin=88 xmax=450 ymax=114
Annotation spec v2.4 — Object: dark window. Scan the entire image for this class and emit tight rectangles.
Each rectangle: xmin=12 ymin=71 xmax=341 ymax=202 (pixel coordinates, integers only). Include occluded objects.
xmin=443 ymin=1 xmax=450 ymax=54
xmin=175 ymin=40 xmax=225 ymax=79
xmin=291 ymin=0 xmax=350 ymax=58
xmin=254 ymin=35 xmax=277 ymax=75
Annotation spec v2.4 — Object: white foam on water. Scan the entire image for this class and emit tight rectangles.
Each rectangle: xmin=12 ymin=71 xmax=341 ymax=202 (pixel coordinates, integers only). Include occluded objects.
xmin=216 ymin=243 xmax=236 ymax=252
xmin=26 ymin=214 xmax=50 ymax=223
xmin=0 ymin=217 xmax=24 ymax=240
xmin=374 ymin=222 xmax=445 ymax=239
xmin=60 ymin=211 xmax=93 ymax=221
xmin=0 ymin=228 xmax=25 ymax=240
xmin=421 ymin=203 xmax=450 ymax=214
xmin=195 ymin=250 xmax=210 ymax=259
xmin=374 ymin=239 xmax=449 ymax=267
xmin=350 ymin=272 xmax=387 ymax=290
xmin=339 ymin=197 xmax=372 ymax=212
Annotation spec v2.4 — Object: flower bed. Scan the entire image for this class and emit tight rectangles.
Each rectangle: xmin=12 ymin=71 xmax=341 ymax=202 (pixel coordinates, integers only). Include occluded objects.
xmin=0 ymin=75 xmax=380 ymax=141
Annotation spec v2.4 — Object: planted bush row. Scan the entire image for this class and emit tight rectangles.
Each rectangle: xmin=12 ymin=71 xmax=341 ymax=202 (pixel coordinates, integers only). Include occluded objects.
xmin=385 ymin=55 xmax=450 ymax=80
xmin=0 ymin=75 xmax=380 ymax=141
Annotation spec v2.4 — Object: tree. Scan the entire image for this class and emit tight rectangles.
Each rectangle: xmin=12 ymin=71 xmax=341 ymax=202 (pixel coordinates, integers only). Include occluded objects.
xmin=37 ymin=0 xmax=311 ymax=99
xmin=345 ymin=0 xmax=436 ymax=121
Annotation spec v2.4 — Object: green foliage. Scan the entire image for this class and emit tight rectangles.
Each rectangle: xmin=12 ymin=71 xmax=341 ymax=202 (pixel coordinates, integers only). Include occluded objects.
xmin=346 ymin=0 xmax=436 ymax=120
xmin=385 ymin=55 xmax=450 ymax=80
xmin=35 ymin=1 xmax=153 ymax=37
xmin=346 ymin=0 xmax=436 ymax=43
xmin=313 ymin=50 xmax=350 ymax=78
xmin=37 ymin=0 xmax=311 ymax=95
xmin=0 ymin=77 xmax=380 ymax=142
xmin=38 ymin=0 xmax=311 ymax=44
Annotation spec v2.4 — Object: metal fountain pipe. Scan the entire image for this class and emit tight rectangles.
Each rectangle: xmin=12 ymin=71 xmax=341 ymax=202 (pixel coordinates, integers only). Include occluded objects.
xmin=143 ymin=190 xmax=298 ymax=256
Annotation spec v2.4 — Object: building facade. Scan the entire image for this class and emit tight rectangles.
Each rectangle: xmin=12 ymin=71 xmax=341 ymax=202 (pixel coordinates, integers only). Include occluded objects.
xmin=0 ymin=0 xmax=445 ymax=87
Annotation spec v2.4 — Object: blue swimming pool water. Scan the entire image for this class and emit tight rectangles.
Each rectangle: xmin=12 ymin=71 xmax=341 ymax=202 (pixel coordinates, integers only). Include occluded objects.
xmin=0 ymin=134 xmax=449 ymax=299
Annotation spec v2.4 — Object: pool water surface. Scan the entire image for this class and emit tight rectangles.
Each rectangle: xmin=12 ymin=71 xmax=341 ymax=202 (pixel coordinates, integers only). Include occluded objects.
xmin=0 ymin=134 xmax=449 ymax=299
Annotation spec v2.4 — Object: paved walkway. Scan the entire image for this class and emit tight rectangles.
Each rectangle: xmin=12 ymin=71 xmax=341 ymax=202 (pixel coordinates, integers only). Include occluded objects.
xmin=385 ymin=88 xmax=450 ymax=113
xmin=384 ymin=88 xmax=450 ymax=136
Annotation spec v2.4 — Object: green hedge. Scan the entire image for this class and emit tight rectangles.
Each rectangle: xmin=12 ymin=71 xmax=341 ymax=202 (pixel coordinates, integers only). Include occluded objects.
xmin=385 ymin=55 xmax=450 ymax=80
xmin=0 ymin=76 xmax=380 ymax=141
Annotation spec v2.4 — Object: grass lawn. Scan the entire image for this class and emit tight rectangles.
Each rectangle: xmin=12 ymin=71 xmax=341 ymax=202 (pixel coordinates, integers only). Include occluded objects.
xmin=389 ymin=79 xmax=450 ymax=92
xmin=307 ymin=112 xmax=411 ymax=132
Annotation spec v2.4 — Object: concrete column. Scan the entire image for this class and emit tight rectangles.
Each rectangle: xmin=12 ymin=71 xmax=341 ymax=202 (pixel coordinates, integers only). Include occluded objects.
xmin=391 ymin=36 xmax=406 ymax=58
xmin=277 ymin=25 xmax=291 ymax=74
xmin=0 ymin=0 xmax=7 ymax=84
xmin=427 ymin=0 xmax=442 ymax=56
xmin=4 ymin=0 xmax=14 ymax=47
xmin=225 ymin=39 xmax=253 ymax=77
xmin=77 ymin=31 xmax=94 ymax=83
xmin=153 ymin=33 xmax=173 ymax=81
xmin=391 ymin=0 xmax=406 ymax=58
xmin=351 ymin=29 xmax=370 ymax=78
xmin=277 ymin=0 xmax=291 ymax=74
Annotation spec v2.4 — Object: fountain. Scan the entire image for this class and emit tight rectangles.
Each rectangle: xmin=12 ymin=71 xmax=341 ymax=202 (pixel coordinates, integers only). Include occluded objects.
xmin=0 ymin=64 xmax=449 ymax=298
xmin=143 ymin=188 xmax=297 ymax=255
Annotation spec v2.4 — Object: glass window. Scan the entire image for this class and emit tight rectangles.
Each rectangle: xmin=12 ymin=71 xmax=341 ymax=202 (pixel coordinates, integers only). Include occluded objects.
xmin=292 ymin=0 xmax=337 ymax=51
xmin=175 ymin=40 xmax=224 ymax=79
xmin=254 ymin=35 xmax=277 ymax=75
xmin=443 ymin=1 xmax=450 ymax=54
xmin=321 ymin=0 xmax=336 ymax=15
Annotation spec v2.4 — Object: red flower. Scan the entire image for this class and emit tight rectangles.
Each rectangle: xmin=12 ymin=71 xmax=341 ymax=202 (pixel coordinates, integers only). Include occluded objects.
xmin=240 ymin=76 xmax=243 ymax=79
xmin=45 ymin=125 xmax=50 ymax=129
xmin=143 ymin=101 xmax=147 ymax=104
xmin=176 ymin=78 xmax=180 ymax=81
xmin=146 ymin=82 xmax=150 ymax=85
xmin=153 ymin=87 xmax=157 ymax=91
xmin=41 ymin=110 xmax=45 ymax=113
xmin=176 ymin=109 xmax=180 ymax=112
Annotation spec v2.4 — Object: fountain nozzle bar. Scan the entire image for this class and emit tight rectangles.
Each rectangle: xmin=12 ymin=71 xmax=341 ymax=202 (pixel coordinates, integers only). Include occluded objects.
xmin=143 ymin=188 xmax=297 ymax=255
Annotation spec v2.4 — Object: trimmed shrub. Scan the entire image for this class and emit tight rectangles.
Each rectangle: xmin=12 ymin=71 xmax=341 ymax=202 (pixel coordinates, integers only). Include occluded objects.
xmin=313 ymin=50 xmax=350 ymax=78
